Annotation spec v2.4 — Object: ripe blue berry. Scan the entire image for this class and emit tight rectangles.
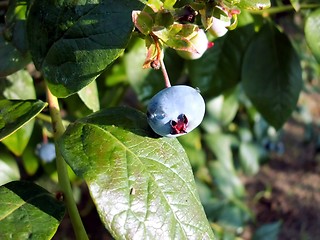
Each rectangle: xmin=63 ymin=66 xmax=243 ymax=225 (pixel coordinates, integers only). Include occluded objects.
xmin=36 ymin=142 xmax=56 ymax=162
xmin=147 ymin=85 xmax=205 ymax=137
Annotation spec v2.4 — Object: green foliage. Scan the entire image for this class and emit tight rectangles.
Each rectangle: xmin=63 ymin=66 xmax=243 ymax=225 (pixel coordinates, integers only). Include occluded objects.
xmin=305 ymin=8 xmax=320 ymax=63
xmin=242 ymin=23 xmax=302 ymax=129
xmin=0 ymin=0 xmax=319 ymax=238
xmin=27 ymin=0 xmax=144 ymax=97
xmin=0 ymin=181 xmax=65 ymax=239
xmin=59 ymin=107 xmax=214 ymax=239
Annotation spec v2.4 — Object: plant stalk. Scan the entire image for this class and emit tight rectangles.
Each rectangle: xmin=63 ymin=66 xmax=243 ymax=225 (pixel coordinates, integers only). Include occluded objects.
xmin=160 ymin=57 xmax=171 ymax=88
xmin=249 ymin=3 xmax=320 ymax=15
xmin=46 ymin=86 xmax=88 ymax=240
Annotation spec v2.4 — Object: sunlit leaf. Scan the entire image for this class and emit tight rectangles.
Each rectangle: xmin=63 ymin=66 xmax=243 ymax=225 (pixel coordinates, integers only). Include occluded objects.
xmin=0 ymin=100 xmax=47 ymax=141
xmin=78 ymin=80 xmax=100 ymax=112
xmin=305 ymin=8 xmax=320 ymax=63
xmin=59 ymin=107 xmax=214 ymax=239
xmin=237 ymin=0 xmax=271 ymax=11
xmin=0 ymin=152 xmax=20 ymax=186
xmin=0 ymin=181 xmax=65 ymax=239
xmin=27 ymin=0 xmax=144 ymax=97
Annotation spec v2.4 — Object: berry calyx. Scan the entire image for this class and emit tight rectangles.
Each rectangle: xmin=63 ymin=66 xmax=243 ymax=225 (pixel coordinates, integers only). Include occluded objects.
xmin=176 ymin=29 xmax=211 ymax=60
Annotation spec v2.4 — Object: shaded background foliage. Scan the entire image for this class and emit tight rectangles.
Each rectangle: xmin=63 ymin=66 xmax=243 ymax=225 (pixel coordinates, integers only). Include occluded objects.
xmin=0 ymin=0 xmax=320 ymax=239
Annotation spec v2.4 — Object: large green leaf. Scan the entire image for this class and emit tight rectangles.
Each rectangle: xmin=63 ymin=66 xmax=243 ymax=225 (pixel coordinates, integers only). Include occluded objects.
xmin=59 ymin=107 xmax=214 ymax=239
xmin=0 ymin=181 xmax=65 ymax=239
xmin=187 ymin=24 xmax=255 ymax=98
xmin=305 ymin=8 xmax=320 ymax=63
xmin=27 ymin=0 xmax=144 ymax=97
xmin=242 ymin=23 xmax=302 ymax=129
xmin=0 ymin=100 xmax=47 ymax=141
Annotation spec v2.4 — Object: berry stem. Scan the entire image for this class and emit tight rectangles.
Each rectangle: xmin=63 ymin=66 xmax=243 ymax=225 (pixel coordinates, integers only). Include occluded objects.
xmin=160 ymin=57 xmax=171 ymax=88
xmin=45 ymin=85 xmax=89 ymax=240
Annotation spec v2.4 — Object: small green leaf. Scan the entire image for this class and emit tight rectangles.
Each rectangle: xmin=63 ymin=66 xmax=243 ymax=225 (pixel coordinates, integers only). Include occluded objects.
xmin=188 ymin=24 xmax=255 ymax=98
xmin=253 ymin=221 xmax=282 ymax=240
xmin=0 ymin=100 xmax=47 ymax=141
xmin=1 ymin=120 xmax=34 ymax=156
xmin=0 ymin=181 xmax=65 ymax=239
xmin=239 ymin=142 xmax=262 ymax=175
xmin=242 ymin=23 xmax=302 ymax=129
xmin=237 ymin=0 xmax=271 ymax=11
xmin=0 ymin=0 xmax=30 ymax=77
xmin=0 ymin=70 xmax=35 ymax=100
xmin=0 ymin=33 xmax=30 ymax=77
xmin=27 ymin=0 xmax=144 ymax=97
xmin=132 ymin=10 xmax=154 ymax=35
xmin=124 ymin=38 xmax=183 ymax=103
xmin=205 ymin=87 xmax=239 ymax=126
xmin=209 ymin=161 xmax=245 ymax=199
xmin=289 ymin=0 xmax=300 ymax=11
xmin=305 ymin=8 xmax=320 ymax=63
xmin=59 ymin=107 xmax=214 ymax=239
xmin=0 ymin=152 xmax=20 ymax=186
xmin=78 ymin=80 xmax=100 ymax=112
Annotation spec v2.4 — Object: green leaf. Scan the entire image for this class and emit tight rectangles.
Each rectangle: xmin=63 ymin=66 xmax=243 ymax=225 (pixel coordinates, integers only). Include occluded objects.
xmin=124 ymin=38 xmax=183 ymax=104
xmin=188 ymin=24 xmax=255 ymax=98
xmin=0 ymin=33 xmax=30 ymax=77
xmin=205 ymin=87 xmax=239 ymax=126
xmin=289 ymin=0 xmax=300 ymax=11
xmin=0 ymin=70 xmax=40 ymax=155
xmin=0 ymin=100 xmax=47 ymax=141
xmin=237 ymin=0 xmax=271 ymax=11
xmin=59 ymin=107 xmax=214 ymax=239
xmin=0 ymin=0 xmax=30 ymax=77
xmin=253 ymin=221 xmax=281 ymax=240
xmin=209 ymin=161 xmax=245 ymax=199
xmin=0 ymin=70 xmax=35 ymax=100
xmin=178 ymin=129 xmax=206 ymax=170
xmin=242 ymin=23 xmax=302 ymax=129
xmin=78 ymin=80 xmax=100 ymax=112
xmin=27 ymin=0 xmax=144 ymax=97
xmin=0 ymin=152 xmax=20 ymax=186
xmin=1 ymin=120 xmax=34 ymax=156
xmin=239 ymin=142 xmax=263 ymax=175
xmin=0 ymin=181 xmax=65 ymax=239
xmin=305 ymin=8 xmax=320 ymax=64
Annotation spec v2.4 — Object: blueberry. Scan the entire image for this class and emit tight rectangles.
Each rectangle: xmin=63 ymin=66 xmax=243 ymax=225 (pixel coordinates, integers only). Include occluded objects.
xmin=36 ymin=142 xmax=56 ymax=162
xmin=147 ymin=85 xmax=205 ymax=137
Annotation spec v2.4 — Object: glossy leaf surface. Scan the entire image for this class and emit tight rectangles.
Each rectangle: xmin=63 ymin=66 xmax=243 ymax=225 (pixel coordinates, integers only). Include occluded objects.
xmin=59 ymin=107 xmax=214 ymax=239
xmin=0 ymin=181 xmax=65 ymax=239
xmin=0 ymin=100 xmax=47 ymax=141
xmin=0 ymin=70 xmax=38 ymax=155
xmin=27 ymin=0 xmax=144 ymax=97
xmin=242 ymin=23 xmax=302 ymax=129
